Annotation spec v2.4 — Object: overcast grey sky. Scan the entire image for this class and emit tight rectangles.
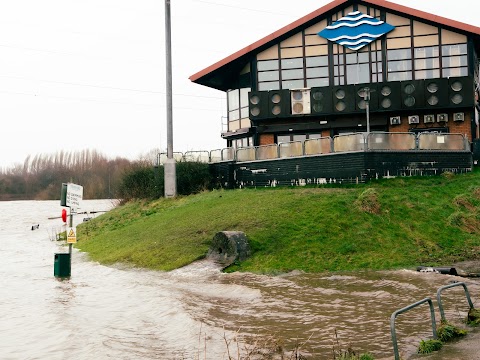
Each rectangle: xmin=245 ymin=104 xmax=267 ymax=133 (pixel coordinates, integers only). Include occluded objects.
xmin=0 ymin=0 xmax=477 ymax=169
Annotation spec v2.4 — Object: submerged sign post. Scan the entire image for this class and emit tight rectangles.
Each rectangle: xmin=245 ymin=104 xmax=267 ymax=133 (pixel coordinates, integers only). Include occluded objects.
xmin=56 ymin=182 xmax=83 ymax=278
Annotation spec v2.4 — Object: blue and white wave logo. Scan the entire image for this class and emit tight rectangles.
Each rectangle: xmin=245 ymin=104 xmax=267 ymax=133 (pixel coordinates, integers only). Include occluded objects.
xmin=319 ymin=11 xmax=395 ymax=51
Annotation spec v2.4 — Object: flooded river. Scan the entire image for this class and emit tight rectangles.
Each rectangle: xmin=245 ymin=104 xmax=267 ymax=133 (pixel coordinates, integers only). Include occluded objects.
xmin=1 ymin=200 xmax=478 ymax=359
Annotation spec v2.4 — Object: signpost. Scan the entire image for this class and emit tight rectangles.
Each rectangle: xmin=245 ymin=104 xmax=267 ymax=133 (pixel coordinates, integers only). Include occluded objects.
xmin=56 ymin=183 xmax=83 ymax=278
xmin=65 ymin=183 xmax=83 ymax=210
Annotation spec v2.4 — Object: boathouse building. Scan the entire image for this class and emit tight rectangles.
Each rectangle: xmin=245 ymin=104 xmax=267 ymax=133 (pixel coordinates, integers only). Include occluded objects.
xmin=189 ymin=0 xmax=480 ymax=186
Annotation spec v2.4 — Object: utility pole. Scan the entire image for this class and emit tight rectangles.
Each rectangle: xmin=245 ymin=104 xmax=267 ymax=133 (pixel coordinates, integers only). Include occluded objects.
xmin=164 ymin=0 xmax=177 ymax=197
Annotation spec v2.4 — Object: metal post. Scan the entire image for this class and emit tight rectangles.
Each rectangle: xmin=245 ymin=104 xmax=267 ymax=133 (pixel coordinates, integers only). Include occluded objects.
xmin=390 ymin=298 xmax=437 ymax=360
xmin=69 ymin=209 xmax=73 ymax=275
xmin=164 ymin=0 xmax=177 ymax=198
xmin=365 ymin=87 xmax=370 ymax=135
xmin=359 ymin=87 xmax=371 ymax=149
xmin=69 ymin=210 xmax=73 ymax=253
xmin=436 ymin=282 xmax=474 ymax=322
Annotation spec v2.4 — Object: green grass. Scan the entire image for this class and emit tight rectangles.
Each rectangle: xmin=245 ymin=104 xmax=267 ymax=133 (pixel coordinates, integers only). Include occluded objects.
xmin=437 ymin=321 xmax=468 ymax=342
xmin=418 ymin=339 xmax=443 ymax=354
xmin=468 ymin=308 xmax=480 ymax=326
xmin=75 ymin=168 xmax=480 ymax=273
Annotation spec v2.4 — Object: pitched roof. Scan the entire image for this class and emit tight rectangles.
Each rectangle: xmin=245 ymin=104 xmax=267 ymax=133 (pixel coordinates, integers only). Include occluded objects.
xmin=189 ymin=0 xmax=480 ymax=91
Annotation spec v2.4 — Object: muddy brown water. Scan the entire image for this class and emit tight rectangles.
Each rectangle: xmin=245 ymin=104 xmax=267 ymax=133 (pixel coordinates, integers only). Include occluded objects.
xmin=1 ymin=200 xmax=479 ymax=359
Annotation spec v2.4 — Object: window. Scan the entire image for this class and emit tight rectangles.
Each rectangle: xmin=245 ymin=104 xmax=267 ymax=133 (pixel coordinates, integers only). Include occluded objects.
xmin=442 ymin=44 xmax=468 ymax=78
xmin=414 ymin=46 xmax=440 ymax=79
xmin=240 ymin=88 xmax=250 ymax=119
xmin=232 ymin=137 xmax=253 ymax=149
xmin=333 ymin=48 xmax=345 ymax=85
xmin=277 ymin=133 xmax=320 ymax=143
xmin=258 ymin=71 xmax=279 ymax=82
xmin=227 ymin=90 xmax=240 ymax=121
xmin=281 ymin=69 xmax=303 ymax=80
xmin=281 ymin=58 xmax=303 ymax=69
xmin=281 ymin=58 xmax=304 ymax=89
xmin=258 ymin=81 xmax=280 ymax=91
xmin=227 ymin=88 xmax=251 ymax=129
xmin=334 ymin=44 xmax=381 ymax=85
xmin=388 ymin=60 xmax=412 ymax=72
xmin=387 ymin=48 xmax=413 ymax=81
xmin=282 ymin=80 xmax=304 ymax=89
xmin=371 ymin=50 xmax=383 ymax=83
xmin=257 ymin=60 xmax=279 ymax=71
xmin=347 ymin=62 xmax=369 ymax=84
xmin=258 ymin=60 xmax=280 ymax=90
xmin=388 ymin=49 xmax=411 ymax=60
xmin=388 ymin=72 xmax=412 ymax=81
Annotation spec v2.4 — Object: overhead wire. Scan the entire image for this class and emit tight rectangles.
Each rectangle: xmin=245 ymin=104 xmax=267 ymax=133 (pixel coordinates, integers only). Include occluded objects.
xmin=190 ymin=0 xmax=294 ymax=16
xmin=0 ymin=89 xmax=222 ymax=112
xmin=0 ymin=74 xmax=224 ymax=99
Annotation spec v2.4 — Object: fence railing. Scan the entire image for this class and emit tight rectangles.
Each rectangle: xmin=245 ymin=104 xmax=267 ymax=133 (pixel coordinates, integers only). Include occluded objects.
xmin=436 ymin=282 xmax=474 ymax=322
xmin=390 ymin=282 xmax=477 ymax=360
xmin=157 ymin=132 xmax=470 ymax=165
xmin=390 ymin=298 xmax=437 ymax=360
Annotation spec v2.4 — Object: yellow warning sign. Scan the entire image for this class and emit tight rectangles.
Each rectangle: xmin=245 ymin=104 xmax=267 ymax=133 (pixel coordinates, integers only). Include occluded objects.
xmin=67 ymin=227 xmax=77 ymax=244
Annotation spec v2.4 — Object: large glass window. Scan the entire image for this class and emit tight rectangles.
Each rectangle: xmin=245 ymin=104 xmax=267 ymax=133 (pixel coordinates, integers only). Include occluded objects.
xmin=333 ymin=49 xmax=345 ymax=85
xmin=258 ymin=60 xmax=280 ymax=90
xmin=227 ymin=90 xmax=240 ymax=121
xmin=414 ymin=46 xmax=440 ymax=79
xmin=442 ymin=44 xmax=468 ymax=77
xmin=387 ymin=48 xmax=412 ymax=81
xmin=256 ymin=31 xmax=470 ymax=90
xmin=345 ymin=52 xmax=368 ymax=84
xmin=227 ymin=88 xmax=251 ymax=127
xmin=334 ymin=45 xmax=381 ymax=85
xmin=371 ymin=50 xmax=383 ymax=82
xmin=347 ymin=61 xmax=370 ymax=84
xmin=281 ymin=58 xmax=304 ymax=89
xmin=231 ymin=137 xmax=253 ymax=149
xmin=240 ymin=88 xmax=250 ymax=119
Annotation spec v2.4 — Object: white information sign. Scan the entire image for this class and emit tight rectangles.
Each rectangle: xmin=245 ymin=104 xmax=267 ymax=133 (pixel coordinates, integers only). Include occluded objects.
xmin=67 ymin=227 xmax=77 ymax=244
xmin=66 ymin=183 xmax=83 ymax=210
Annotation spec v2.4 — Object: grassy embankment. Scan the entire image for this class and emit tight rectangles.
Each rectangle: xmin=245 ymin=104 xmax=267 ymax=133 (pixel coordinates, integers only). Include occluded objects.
xmin=76 ymin=168 xmax=480 ymax=273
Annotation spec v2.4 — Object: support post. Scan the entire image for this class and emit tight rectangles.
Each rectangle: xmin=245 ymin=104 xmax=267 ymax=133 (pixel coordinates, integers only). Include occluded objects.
xmin=69 ymin=209 xmax=73 ymax=274
xmin=164 ymin=0 xmax=176 ymax=198
xmin=365 ymin=89 xmax=370 ymax=135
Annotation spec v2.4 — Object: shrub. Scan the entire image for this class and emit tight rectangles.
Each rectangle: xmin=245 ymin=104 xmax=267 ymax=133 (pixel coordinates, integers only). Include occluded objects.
xmin=118 ymin=165 xmax=160 ymax=201
xmin=176 ymin=161 xmax=213 ymax=195
xmin=417 ymin=339 xmax=442 ymax=354
xmin=118 ymin=161 xmax=213 ymax=200
xmin=468 ymin=308 xmax=480 ymax=326
xmin=437 ymin=321 xmax=467 ymax=342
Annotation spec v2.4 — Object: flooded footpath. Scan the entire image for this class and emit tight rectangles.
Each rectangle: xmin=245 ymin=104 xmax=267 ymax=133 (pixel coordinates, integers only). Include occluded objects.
xmin=0 ymin=200 xmax=478 ymax=359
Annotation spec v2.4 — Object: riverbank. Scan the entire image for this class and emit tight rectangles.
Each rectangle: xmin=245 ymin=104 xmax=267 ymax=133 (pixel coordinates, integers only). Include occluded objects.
xmin=75 ymin=168 xmax=480 ymax=273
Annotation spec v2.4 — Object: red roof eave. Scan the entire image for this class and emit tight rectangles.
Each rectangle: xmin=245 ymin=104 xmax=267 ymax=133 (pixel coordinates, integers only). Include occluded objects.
xmin=189 ymin=0 xmax=480 ymax=86
xmin=365 ymin=0 xmax=480 ymax=35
